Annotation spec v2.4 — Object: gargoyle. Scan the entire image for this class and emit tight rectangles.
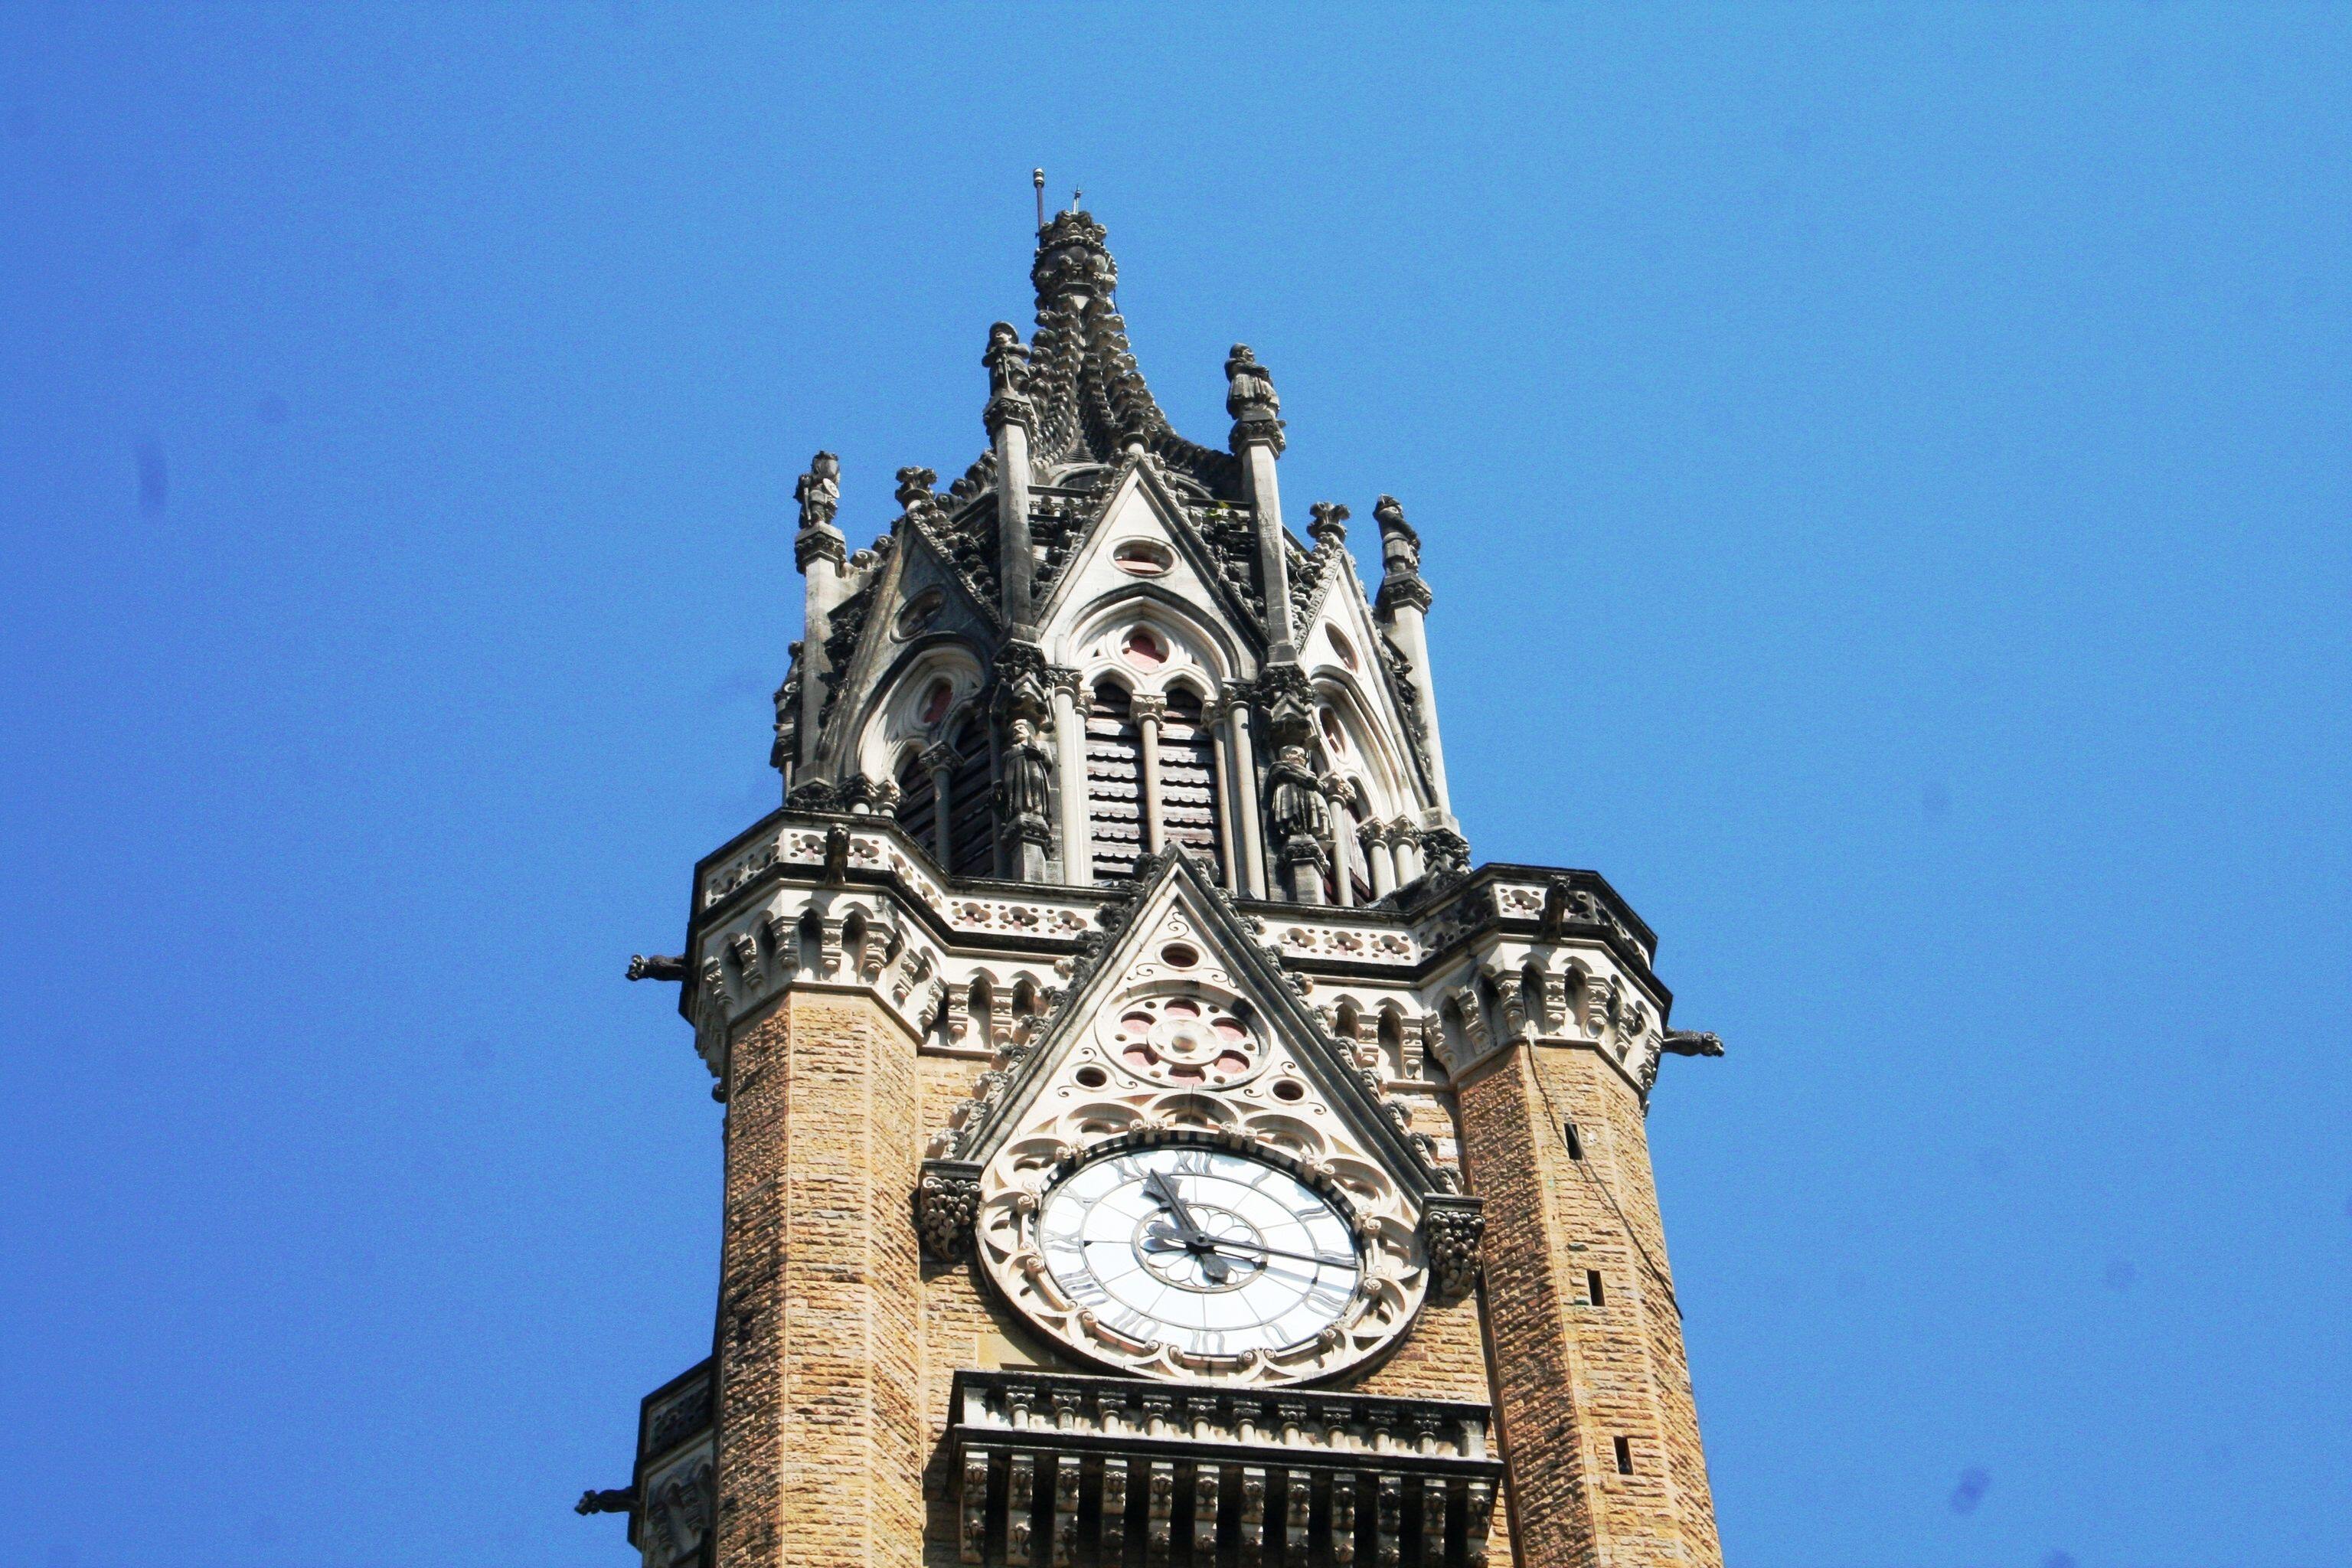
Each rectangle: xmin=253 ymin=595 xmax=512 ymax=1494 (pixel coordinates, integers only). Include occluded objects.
xmin=1660 ymin=1030 xmax=1726 ymax=1058
xmin=627 ymin=954 xmax=686 ymax=982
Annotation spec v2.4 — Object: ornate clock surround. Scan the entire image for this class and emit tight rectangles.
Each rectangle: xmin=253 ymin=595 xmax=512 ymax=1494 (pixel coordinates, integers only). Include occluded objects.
xmin=918 ymin=850 xmax=1483 ymax=1387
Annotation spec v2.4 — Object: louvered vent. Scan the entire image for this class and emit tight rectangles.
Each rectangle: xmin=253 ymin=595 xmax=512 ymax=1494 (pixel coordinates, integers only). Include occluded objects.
xmin=1086 ymin=681 xmax=1143 ymax=880
xmin=1159 ymin=687 xmax=1223 ymax=879
xmin=946 ymin=717 xmax=996 ymax=877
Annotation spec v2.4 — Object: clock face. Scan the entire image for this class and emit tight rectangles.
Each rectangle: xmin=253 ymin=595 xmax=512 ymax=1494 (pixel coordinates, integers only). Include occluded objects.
xmin=1036 ymin=1145 xmax=1363 ymax=1360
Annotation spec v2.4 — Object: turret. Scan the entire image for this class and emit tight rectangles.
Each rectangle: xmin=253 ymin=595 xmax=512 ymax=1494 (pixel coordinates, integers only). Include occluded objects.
xmin=1225 ymin=344 xmax=1293 ymax=653
xmin=1374 ymin=494 xmax=1455 ymax=823
xmin=790 ymin=452 xmax=848 ymax=776
xmin=982 ymin=321 xmax=1037 ymax=630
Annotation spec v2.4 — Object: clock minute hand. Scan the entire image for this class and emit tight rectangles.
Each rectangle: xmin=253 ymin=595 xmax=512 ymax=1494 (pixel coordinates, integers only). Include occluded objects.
xmin=1202 ymin=1237 xmax=1356 ymax=1269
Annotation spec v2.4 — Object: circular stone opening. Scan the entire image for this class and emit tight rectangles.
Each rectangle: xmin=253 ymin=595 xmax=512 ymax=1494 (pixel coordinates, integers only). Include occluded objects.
xmin=1122 ymin=627 xmax=1168 ymax=670
xmin=1075 ymin=1064 xmax=1109 ymax=1089
xmin=1330 ymin=628 xmax=1358 ymax=671
xmin=1160 ymin=942 xmax=1199 ymax=969
xmin=1272 ymin=1078 xmax=1305 ymax=1102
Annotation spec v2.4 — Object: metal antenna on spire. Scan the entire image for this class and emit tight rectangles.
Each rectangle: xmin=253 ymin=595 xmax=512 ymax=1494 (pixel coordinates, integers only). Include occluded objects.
xmin=1032 ymin=168 xmax=1045 ymax=231
xmin=1070 ymin=187 xmax=1082 ymax=214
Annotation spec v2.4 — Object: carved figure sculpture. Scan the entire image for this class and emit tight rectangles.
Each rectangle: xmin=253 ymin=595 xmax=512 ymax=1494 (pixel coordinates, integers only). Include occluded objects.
xmin=794 ymin=451 xmax=840 ymax=529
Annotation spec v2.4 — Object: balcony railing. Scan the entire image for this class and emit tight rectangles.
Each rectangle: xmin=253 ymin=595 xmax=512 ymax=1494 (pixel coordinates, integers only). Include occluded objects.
xmin=948 ymin=1369 xmax=1501 ymax=1568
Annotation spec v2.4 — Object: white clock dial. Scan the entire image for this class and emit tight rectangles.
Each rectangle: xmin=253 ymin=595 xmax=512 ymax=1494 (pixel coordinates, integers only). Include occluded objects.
xmin=1035 ymin=1145 xmax=1363 ymax=1359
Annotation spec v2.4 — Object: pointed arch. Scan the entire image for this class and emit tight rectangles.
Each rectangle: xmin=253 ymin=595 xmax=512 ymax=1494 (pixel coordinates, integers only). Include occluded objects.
xmin=1084 ymin=677 xmax=1144 ymax=880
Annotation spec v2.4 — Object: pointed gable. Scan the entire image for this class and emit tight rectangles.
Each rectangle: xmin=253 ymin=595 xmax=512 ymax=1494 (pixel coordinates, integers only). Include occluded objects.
xmin=936 ymin=849 xmax=1452 ymax=1200
xmin=1031 ymin=459 xmax=1269 ymax=665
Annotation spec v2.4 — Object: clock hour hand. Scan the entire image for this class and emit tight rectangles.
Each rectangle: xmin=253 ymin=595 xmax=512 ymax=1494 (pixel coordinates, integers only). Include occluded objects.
xmin=1142 ymin=1172 xmax=1204 ymax=1236
xmin=1141 ymin=1171 xmax=1230 ymax=1283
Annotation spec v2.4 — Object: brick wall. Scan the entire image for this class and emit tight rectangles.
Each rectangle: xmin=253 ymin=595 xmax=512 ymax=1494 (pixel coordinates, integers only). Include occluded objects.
xmin=714 ymin=993 xmax=926 ymax=1568
xmin=1453 ymin=1043 xmax=1721 ymax=1568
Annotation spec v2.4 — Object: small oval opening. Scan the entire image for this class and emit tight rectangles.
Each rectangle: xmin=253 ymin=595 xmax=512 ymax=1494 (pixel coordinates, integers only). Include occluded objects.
xmin=1075 ymin=1064 xmax=1109 ymax=1089
xmin=1272 ymin=1078 xmax=1305 ymax=1102
xmin=894 ymin=589 xmax=944 ymax=639
xmin=1112 ymin=539 xmax=1174 ymax=577
xmin=1160 ymin=942 xmax=1199 ymax=969
xmin=1329 ymin=628 xmax=1358 ymax=671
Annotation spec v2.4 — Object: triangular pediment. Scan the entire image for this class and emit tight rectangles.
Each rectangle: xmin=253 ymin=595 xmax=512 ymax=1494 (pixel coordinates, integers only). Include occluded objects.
xmin=812 ymin=521 xmax=1000 ymax=776
xmin=1294 ymin=552 xmax=1439 ymax=809
xmin=1033 ymin=460 xmax=1269 ymax=656
xmin=936 ymin=848 xmax=1449 ymax=1204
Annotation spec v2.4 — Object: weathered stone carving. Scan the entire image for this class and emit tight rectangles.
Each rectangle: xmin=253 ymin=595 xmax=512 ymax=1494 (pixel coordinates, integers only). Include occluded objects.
xmin=639 ymin=1455 xmax=714 ymax=1568
xmin=1225 ymin=343 xmax=1285 ymax=453
xmin=1422 ymin=1199 xmax=1485 ymax=1303
xmin=795 ymin=450 xmax=840 ymax=531
xmin=916 ymin=1158 xmax=984 ymax=1261
xmin=982 ymin=320 xmax=1034 ymax=433
xmin=626 ymin=953 xmax=685 ymax=982
xmin=1306 ymin=500 xmax=1350 ymax=549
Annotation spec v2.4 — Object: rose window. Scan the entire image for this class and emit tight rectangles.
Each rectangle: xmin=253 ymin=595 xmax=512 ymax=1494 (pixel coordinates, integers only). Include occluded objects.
xmin=1100 ymin=994 xmax=1263 ymax=1089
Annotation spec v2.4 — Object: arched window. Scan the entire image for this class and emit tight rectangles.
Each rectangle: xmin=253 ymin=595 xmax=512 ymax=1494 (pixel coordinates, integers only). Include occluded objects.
xmin=943 ymin=714 xmax=995 ymax=877
xmin=1158 ymin=684 xmax=1224 ymax=879
xmin=1086 ymin=679 xmax=1144 ymax=880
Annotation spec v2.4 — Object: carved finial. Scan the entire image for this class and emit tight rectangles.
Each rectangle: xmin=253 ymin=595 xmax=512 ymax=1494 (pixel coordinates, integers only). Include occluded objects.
xmin=1307 ymin=501 xmax=1350 ymax=549
xmin=1032 ymin=167 xmax=1045 ymax=230
xmin=893 ymin=466 xmax=939 ymax=515
xmin=1225 ymin=344 xmax=1285 ymax=455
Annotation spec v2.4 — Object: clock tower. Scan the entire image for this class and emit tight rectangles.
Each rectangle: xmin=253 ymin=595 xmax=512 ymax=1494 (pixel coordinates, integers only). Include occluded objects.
xmin=587 ymin=207 xmax=1728 ymax=1568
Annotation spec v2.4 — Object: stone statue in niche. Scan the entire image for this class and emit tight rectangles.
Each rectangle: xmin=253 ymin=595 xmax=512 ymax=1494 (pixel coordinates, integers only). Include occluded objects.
xmin=1001 ymin=717 xmax=1054 ymax=825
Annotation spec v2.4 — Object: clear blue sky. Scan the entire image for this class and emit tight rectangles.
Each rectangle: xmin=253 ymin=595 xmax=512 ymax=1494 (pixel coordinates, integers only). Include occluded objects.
xmin=4 ymin=8 xmax=2347 ymax=1568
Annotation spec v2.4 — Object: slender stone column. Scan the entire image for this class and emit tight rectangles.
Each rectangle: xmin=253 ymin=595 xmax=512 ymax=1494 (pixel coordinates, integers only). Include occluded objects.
xmin=1323 ymin=780 xmax=1353 ymax=909
xmin=1052 ymin=672 xmax=1090 ymax=887
xmin=1392 ymin=820 xmax=1423 ymax=887
xmin=1207 ymin=697 xmax=1241 ymax=893
xmin=1364 ymin=820 xmax=1396 ymax=900
xmin=1131 ymin=693 xmax=1167 ymax=856
xmin=1225 ymin=690 xmax=1267 ymax=899
xmin=921 ymin=742 xmax=959 ymax=868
